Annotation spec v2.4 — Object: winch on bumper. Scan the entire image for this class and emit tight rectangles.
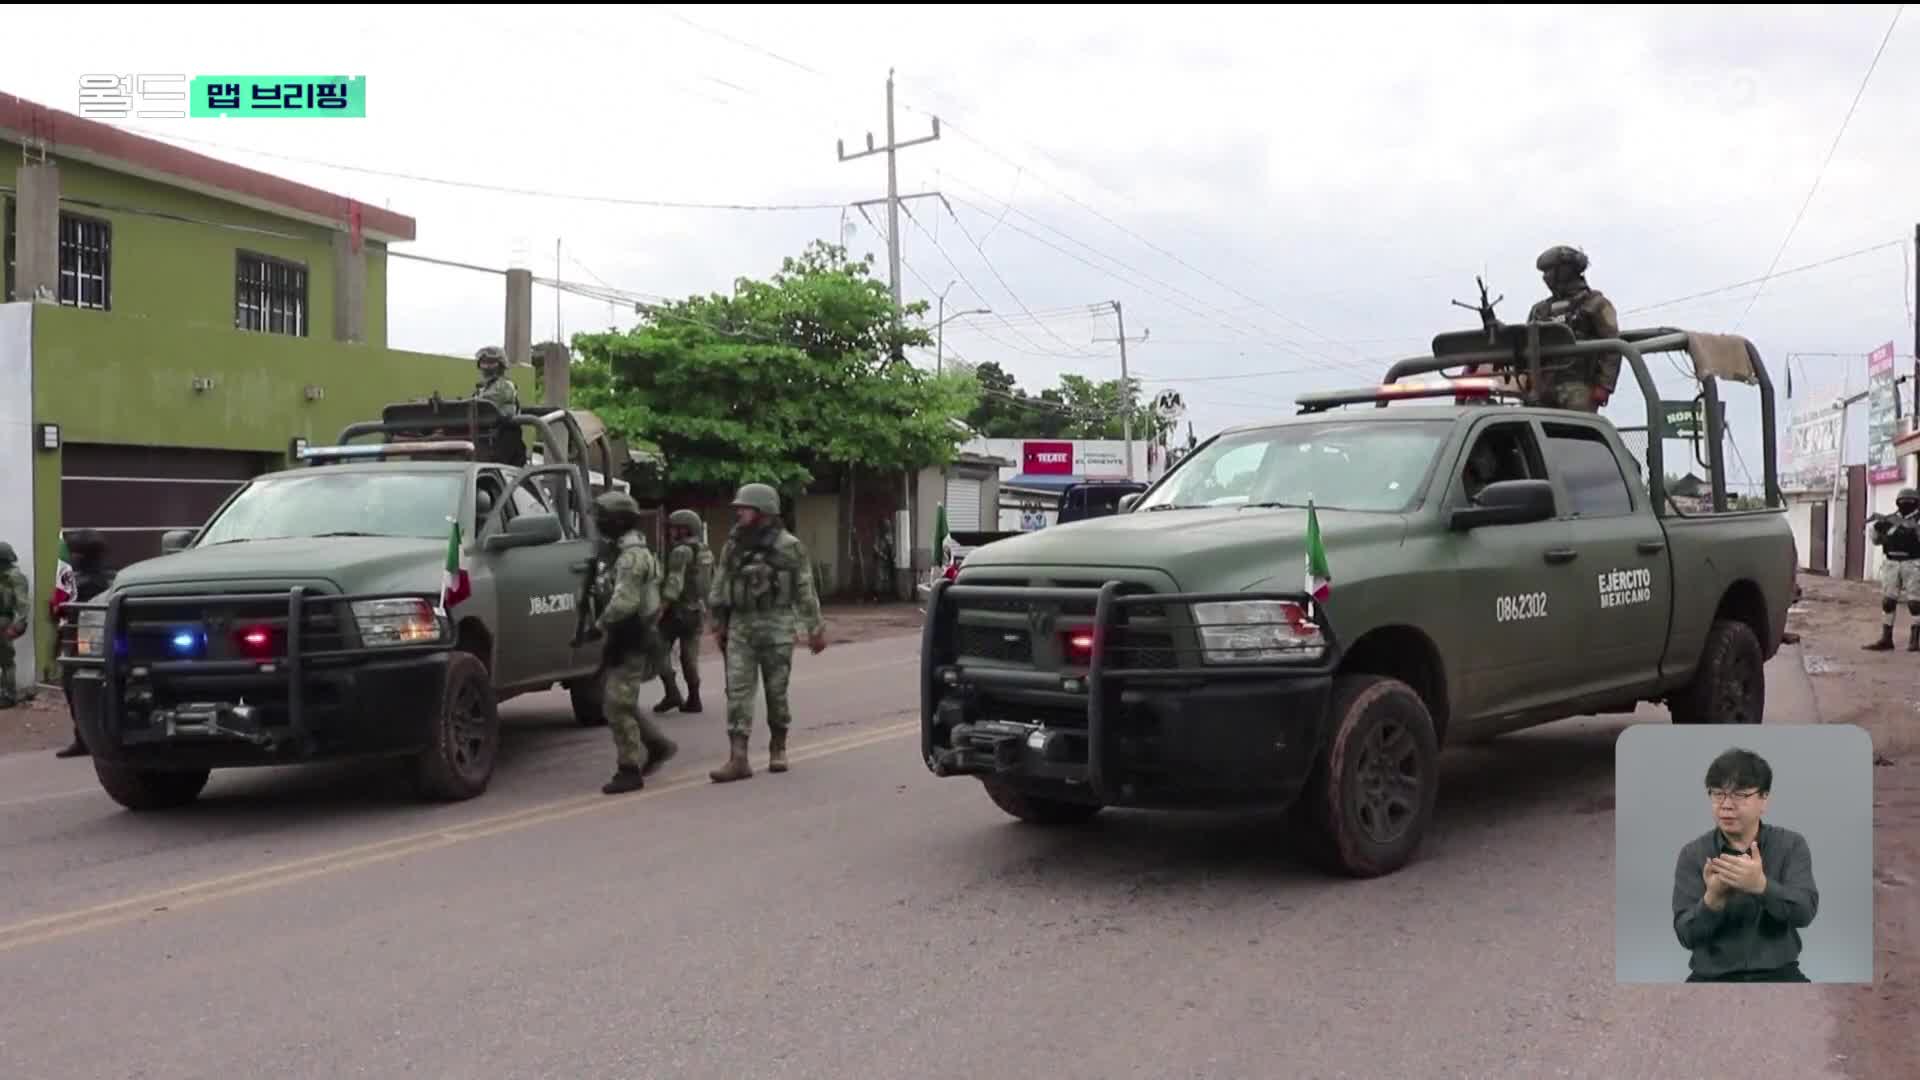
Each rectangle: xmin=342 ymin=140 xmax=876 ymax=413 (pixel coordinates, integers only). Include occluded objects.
xmin=59 ymin=586 xmax=455 ymax=769
xmin=919 ymin=578 xmax=1341 ymax=809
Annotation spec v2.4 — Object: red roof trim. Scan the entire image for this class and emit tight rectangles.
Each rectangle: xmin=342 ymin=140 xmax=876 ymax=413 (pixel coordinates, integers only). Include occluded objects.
xmin=0 ymin=92 xmax=415 ymax=242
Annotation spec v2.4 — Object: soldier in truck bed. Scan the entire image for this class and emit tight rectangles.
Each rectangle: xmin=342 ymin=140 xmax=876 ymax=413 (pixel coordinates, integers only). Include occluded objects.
xmin=1528 ymin=245 xmax=1622 ymax=412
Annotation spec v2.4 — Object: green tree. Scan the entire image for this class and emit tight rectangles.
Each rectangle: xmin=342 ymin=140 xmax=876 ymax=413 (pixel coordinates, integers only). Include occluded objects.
xmin=567 ymin=241 xmax=980 ymax=494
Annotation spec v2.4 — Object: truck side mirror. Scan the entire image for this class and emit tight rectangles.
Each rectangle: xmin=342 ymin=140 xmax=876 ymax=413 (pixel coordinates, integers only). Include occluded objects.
xmin=1118 ymin=493 xmax=1141 ymax=513
xmin=160 ymin=529 xmax=196 ymax=554
xmin=1450 ymin=479 xmax=1557 ymax=531
xmin=486 ymin=512 xmax=564 ymax=551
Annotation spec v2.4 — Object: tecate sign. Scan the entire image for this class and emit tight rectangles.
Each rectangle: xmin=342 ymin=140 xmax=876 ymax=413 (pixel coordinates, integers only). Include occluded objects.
xmin=1024 ymin=441 xmax=1075 ymax=474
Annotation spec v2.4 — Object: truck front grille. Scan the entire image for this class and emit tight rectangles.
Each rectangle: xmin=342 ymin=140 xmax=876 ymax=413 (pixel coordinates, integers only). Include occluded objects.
xmin=122 ymin=594 xmax=351 ymax=663
xmin=948 ymin=574 xmax=1181 ymax=671
xmin=956 ymin=625 xmax=1033 ymax=664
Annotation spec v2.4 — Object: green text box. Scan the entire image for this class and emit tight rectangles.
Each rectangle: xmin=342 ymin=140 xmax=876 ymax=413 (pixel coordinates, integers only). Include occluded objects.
xmin=191 ymin=76 xmax=366 ymax=117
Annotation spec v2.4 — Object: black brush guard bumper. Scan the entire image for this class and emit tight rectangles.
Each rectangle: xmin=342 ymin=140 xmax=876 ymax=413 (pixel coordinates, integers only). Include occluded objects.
xmin=57 ymin=588 xmax=454 ymax=768
xmin=920 ymin=580 xmax=1342 ymax=807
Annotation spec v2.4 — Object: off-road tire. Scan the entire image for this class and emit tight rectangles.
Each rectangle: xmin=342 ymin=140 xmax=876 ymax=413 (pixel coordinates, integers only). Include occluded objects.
xmin=1291 ymin=674 xmax=1440 ymax=878
xmin=93 ymin=761 xmax=211 ymax=811
xmin=981 ymin=778 xmax=1103 ymax=826
xmin=569 ymin=676 xmax=606 ymax=727
xmin=413 ymin=652 xmax=501 ymax=801
xmin=1669 ymin=619 xmax=1764 ymax=725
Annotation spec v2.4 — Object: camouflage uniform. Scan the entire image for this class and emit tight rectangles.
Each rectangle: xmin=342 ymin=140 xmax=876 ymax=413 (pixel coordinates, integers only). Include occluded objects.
xmin=590 ymin=491 xmax=678 ymax=794
xmin=707 ymin=483 xmax=826 ymax=782
xmin=652 ymin=509 xmax=714 ymax=715
xmin=473 ymin=346 xmax=520 ymax=418
xmin=1528 ymin=245 xmax=1621 ymax=412
xmin=0 ymin=542 xmax=28 ymax=709
xmin=1865 ymin=489 xmax=1920 ymax=652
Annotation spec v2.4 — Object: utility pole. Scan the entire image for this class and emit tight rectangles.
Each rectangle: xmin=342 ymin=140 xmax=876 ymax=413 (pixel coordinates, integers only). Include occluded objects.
xmin=1095 ymin=301 xmax=1150 ymax=480
xmin=1912 ymin=224 xmax=1918 ymax=422
xmin=837 ymin=68 xmax=941 ymax=360
xmin=837 ymin=68 xmax=942 ymax=598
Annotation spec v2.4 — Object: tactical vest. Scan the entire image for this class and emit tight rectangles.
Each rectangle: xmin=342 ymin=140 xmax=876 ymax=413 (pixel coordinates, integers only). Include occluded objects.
xmin=601 ymin=533 xmax=659 ymax=664
xmin=671 ymin=542 xmax=713 ymax=615
xmin=1884 ymin=512 xmax=1920 ymax=560
xmin=727 ymin=531 xmax=799 ymax=613
xmin=0 ymin=567 xmax=23 ymax=621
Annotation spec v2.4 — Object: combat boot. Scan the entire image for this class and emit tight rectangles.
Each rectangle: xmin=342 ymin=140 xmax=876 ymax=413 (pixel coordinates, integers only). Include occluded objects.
xmin=1865 ymin=626 xmax=1896 ymax=651
xmin=653 ymin=673 xmax=684 ymax=714
xmin=602 ymin=764 xmax=645 ymax=795
xmin=709 ymin=733 xmax=753 ymax=783
xmin=769 ymin=729 xmax=789 ymax=773
xmin=681 ymin=681 xmax=703 ymax=714
xmin=1909 ymin=625 xmax=1920 ymax=653
xmin=640 ymin=734 xmax=679 ymax=777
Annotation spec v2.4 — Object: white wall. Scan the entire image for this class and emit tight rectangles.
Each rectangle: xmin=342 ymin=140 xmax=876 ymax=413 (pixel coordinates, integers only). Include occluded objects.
xmin=0 ymin=303 xmax=36 ymax=682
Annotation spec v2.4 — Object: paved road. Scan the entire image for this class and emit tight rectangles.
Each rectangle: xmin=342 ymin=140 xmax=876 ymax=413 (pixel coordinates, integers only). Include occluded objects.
xmin=0 ymin=637 xmax=1847 ymax=1078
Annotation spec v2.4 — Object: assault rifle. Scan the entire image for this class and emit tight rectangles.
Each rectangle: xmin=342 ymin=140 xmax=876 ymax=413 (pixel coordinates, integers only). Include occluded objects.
xmin=570 ymin=546 xmax=604 ymax=648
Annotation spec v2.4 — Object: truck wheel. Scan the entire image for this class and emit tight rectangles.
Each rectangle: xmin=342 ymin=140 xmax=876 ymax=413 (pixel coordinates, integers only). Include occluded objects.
xmin=569 ymin=677 xmax=607 ymax=727
xmin=981 ymin=778 xmax=1103 ymax=826
xmin=413 ymin=652 xmax=500 ymax=801
xmin=1670 ymin=619 xmax=1764 ymax=725
xmin=1293 ymin=674 xmax=1439 ymax=878
xmin=93 ymin=762 xmax=211 ymax=811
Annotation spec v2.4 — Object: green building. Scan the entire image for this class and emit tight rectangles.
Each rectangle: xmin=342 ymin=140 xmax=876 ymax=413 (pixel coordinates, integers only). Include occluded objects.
xmin=1 ymin=91 xmax=532 ymax=683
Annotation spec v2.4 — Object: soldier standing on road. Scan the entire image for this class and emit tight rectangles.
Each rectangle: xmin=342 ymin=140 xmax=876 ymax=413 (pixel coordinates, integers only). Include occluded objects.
xmin=652 ymin=509 xmax=714 ymax=715
xmin=1528 ymin=245 xmax=1622 ymax=413
xmin=1865 ymin=487 xmax=1920 ymax=652
xmin=54 ymin=530 xmax=117 ymax=757
xmin=706 ymin=483 xmax=827 ymax=783
xmin=589 ymin=491 xmax=678 ymax=794
xmin=870 ymin=520 xmax=895 ymax=602
xmin=0 ymin=542 xmax=29 ymax=710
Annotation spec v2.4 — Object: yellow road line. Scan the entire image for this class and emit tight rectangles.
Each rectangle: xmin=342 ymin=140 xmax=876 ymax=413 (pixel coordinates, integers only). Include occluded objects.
xmin=0 ymin=720 xmax=919 ymax=954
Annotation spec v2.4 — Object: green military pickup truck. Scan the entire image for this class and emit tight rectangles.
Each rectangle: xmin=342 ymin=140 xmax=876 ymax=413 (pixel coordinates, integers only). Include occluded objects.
xmin=58 ymin=398 xmax=634 ymax=811
xmin=920 ymin=322 xmax=1796 ymax=878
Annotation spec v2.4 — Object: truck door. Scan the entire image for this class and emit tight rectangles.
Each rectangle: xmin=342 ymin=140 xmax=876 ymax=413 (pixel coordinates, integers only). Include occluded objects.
xmin=1442 ymin=417 xmax=1584 ymax=719
xmin=1539 ymin=419 xmax=1670 ymax=698
xmin=478 ymin=464 xmax=594 ymax=687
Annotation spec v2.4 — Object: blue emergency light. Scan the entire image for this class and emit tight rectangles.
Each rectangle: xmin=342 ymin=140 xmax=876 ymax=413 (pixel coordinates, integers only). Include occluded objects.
xmin=170 ymin=629 xmax=203 ymax=655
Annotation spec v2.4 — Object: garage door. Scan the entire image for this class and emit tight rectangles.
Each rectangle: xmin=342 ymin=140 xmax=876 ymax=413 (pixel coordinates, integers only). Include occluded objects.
xmin=944 ymin=476 xmax=982 ymax=531
xmin=62 ymin=444 xmax=274 ymax=568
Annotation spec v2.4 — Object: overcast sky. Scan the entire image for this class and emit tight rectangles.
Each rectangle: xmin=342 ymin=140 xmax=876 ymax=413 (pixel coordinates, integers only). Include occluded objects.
xmin=6 ymin=3 xmax=1917 ymax=490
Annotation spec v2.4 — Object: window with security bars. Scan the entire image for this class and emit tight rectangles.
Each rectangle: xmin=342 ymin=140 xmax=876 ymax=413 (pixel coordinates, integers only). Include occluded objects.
xmin=235 ymin=251 xmax=309 ymax=336
xmin=59 ymin=213 xmax=111 ymax=309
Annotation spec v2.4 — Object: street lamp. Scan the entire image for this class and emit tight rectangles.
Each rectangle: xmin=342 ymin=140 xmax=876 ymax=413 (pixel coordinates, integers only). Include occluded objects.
xmin=933 ymin=296 xmax=991 ymax=373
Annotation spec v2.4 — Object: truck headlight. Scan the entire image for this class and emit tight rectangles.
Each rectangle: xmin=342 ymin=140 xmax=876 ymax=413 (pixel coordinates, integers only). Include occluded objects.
xmin=1191 ymin=600 xmax=1326 ymax=664
xmin=350 ymin=599 xmax=442 ymax=647
xmin=73 ymin=609 xmax=106 ymax=657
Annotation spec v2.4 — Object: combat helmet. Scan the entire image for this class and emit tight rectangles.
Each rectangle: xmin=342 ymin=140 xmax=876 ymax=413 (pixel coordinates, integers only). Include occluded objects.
xmin=475 ymin=345 xmax=507 ymax=373
xmin=668 ymin=509 xmax=703 ymax=531
xmin=595 ymin=490 xmax=642 ymax=516
xmin=1898 ymin=487 xmax=1919 ymax=508
xmin=731 ymin=482 xmax=780 ymax=516
xmin=0 ymin=541 xmax=14 ymax=565
xmin=1536 ymin=245 xmax=1589 ymax=274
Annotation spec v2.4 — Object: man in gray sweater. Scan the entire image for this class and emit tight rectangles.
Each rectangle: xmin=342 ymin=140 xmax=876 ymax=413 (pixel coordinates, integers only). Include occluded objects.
xmin=1671 ymin=747 xmax=1820 ymax=982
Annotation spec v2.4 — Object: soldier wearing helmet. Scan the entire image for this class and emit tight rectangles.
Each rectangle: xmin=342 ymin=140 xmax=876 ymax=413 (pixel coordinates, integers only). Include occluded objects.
xmin=587 ymin=489 xmax=678 ymax=793
xmin=650 ymin=508 xmax=715 ymax=715
xmin=1527 ymin=245 xmax=1622 ymax=412
xmin=1866 ymin=487 xmax=1920 ymax=652
xmin=473 ymin=346 xmax=520 ymax=418
xmin=0 ymin=541 xmax=29 ymax=709
xmin=706 ymin=481 xmax=826 ymax=782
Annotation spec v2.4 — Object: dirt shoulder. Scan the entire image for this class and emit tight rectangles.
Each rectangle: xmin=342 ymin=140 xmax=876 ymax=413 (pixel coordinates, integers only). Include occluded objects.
xmin=1793 ymin=575 xmax=1920 ymax=1076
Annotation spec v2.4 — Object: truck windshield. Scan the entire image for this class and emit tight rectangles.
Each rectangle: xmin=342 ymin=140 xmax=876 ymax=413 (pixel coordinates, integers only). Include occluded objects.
xmin=195 ymin=471 xmax=465 ymax=545
xmin=1135 ymin=420 xmax=1453 ymax=513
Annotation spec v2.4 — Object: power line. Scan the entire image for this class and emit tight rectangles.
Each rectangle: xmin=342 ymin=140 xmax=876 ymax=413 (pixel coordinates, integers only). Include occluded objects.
xmin=903 ymin=203 xmax=1101 ymax=357
xmin=1734 ymin=4 xmax=1905 ymax=330
xmin=118 ymin=123 xmax=849 ymax=212
xmin=1621 ymin=238 xmax=1905 ymax=316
